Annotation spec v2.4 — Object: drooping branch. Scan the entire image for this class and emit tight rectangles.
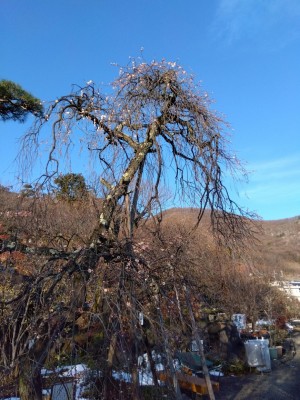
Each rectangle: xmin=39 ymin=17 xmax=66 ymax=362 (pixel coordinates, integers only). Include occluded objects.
xmin=20 ymin=60 xmax=254 ymax=246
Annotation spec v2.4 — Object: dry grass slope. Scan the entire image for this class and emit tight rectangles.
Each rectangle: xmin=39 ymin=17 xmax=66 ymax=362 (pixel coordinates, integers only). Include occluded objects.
xmin=162 ymin=208 xmax=300 ymax=280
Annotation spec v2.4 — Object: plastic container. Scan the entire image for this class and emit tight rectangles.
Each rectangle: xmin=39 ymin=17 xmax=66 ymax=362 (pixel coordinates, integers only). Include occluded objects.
xmin=244 ymin=339 xmax=271 ymax=371
xmin=269 ymin=347 xmax=278 ymax=360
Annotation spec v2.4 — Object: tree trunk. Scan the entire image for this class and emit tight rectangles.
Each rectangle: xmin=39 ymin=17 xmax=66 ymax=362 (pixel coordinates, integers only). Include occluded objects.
xmin=144 ymin=335 xmax=159 ymax=387
xmin=155 ymin=294 xmax=182 ymax=400
xmin=102 ymin=332 xmax=117 ymax=399
xmin=184 ymin=285 xmax=215 ymax=400
xmin=174 ymin=283 xmax=187 ymax=334
xmin=131 ymin=360 xmax=141 ymax=400
xmin=19 ymin=360 xmax=43 ymax=400
xmin=18 ymin=337 xmax=51 ymax=400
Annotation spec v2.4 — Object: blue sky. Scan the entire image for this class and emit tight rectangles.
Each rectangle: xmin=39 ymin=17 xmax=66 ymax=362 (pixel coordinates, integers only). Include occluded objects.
xmin=1 ymin=0 xmax=300 ymax=220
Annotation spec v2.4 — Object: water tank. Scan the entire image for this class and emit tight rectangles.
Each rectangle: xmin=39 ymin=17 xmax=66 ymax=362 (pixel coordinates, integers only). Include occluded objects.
xmin=244 ymin=339 xmax=271 ymax=372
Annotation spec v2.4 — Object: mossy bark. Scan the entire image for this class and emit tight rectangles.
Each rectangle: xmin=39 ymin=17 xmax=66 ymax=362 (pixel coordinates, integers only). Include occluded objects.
xmin=18 ymin=360 xmax=43 ymax=400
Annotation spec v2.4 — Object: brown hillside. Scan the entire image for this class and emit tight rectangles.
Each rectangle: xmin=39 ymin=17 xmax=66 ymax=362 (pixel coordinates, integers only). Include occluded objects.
xmin=254 ymin=216 xmax=300 ymax=279
xmin=0 ymin=187 xmax=299 ymax=281
xmin=162 ymin=208 xmax=300 ymax=280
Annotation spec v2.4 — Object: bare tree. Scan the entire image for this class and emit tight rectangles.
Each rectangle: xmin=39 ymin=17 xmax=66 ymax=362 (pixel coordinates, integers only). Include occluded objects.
xmin=1 ymin=59 xmax=254 ymax=399
xmin=22 ymin=60 xmax=254 ymax=240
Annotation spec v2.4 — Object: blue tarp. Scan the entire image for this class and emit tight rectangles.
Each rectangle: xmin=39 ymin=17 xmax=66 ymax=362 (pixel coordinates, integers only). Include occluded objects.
xmin=175 ymin=351 xmax=213 ymax=371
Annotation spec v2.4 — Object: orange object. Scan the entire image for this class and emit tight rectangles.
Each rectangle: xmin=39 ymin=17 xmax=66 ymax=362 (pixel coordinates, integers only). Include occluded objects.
xmin=157 ymin=371 xmax=219 ymax=395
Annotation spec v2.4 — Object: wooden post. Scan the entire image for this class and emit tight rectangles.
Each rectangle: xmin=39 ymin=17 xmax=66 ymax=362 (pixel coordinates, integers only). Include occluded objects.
xmin=155 ymin=294 xmax=182 ymax=400
xmin=184 ymin=285 xmax=215 ymax=400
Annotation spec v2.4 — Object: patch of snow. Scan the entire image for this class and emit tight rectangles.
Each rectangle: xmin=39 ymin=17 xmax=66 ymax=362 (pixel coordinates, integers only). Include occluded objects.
xmin=60 ymin=364 xmax=87 ymax=377
xmin=3 ymin=398 xmax=20 ymax=400
xmin=139 ymin=370 xmax=154 ymax=385
xmin=209 ymin=369 xmax=224 ymax=377
xmin=112 ymin=370 xmax=132 ymax=383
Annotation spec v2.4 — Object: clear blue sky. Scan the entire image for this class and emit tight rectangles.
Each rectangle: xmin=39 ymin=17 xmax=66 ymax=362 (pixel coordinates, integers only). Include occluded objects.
xmin=1 ymin=0 xmax=300 ymax=220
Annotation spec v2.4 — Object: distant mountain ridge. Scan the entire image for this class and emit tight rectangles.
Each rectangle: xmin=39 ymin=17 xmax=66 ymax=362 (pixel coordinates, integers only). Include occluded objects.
xmin=162 ymin=208 xmax=300 ymax=279
xmin=255 ymin=215 xmax=300 ymax=279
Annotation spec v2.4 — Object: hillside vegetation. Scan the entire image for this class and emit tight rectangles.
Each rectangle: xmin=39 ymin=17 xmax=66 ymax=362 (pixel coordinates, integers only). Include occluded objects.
xmin=255 ymin=216 xmax=300 ymax=278
xmin=1 ymin=187 xmax=299 ymax=279
xmin=162 ymin=208 xmax=300 ymax=279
